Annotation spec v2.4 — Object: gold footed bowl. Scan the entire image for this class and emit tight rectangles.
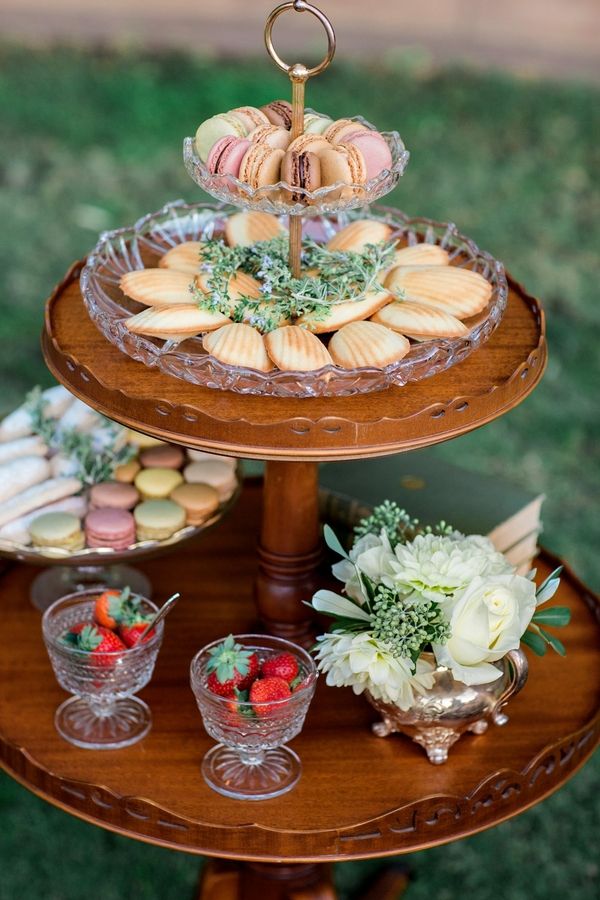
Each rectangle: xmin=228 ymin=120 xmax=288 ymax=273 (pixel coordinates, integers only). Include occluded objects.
xmin=367 ymin=648 xmax=529 ymax=765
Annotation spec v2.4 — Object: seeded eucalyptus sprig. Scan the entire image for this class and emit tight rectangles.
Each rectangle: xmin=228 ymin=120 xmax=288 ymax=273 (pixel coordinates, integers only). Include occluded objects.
xmin=194 ymin=235 xmax=397 ymax=334
xmin=354 ymin=500 xmax=455 ymax=546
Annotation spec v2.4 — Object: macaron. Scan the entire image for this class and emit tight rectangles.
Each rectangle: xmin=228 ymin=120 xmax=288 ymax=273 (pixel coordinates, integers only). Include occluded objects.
xmin=183 ymin=460 xmax=237 ymax=501
xmin=187 ymin=449 xmax=237 ymax=468
xmin=248 ymin=124 xmax=291 ymax=151
xmin=170 ymin=483 xmax=220 ymax=526
xmin=85 ymin=508 xmax=136 ymax=551
xmin=139 ymin=444 xmax=185 ymax=470
xmin=238 ymin=145 xmax=285 ymax=190
xmin=230 ymin=106 xmax=270 ymax=131
xmin=320 ymin=144 xmax=367 ymax=195
xmin=342 ymin=130 xmax=392 ymax=180
xmin=113 ymin=459 xmax=141 ymax=483
xmin=206 ymin=136 xmax=251 ymax=178
xmin=125 ymin=430 xmax=165 ymax=449
xmin=281 ymin=150 xmax=321 ymax=202
xmin=135 ymin=467 xmax=184 ymax=501
xmin=260 ymin=100 xmax=293 ymax=129
xmin=303 ymin=113 xmax=333 ymax=135
xmin=287 ymin=134 xmax=329 ymax=156
xmin=89 ymin=481 xmax=139 ymax=511
xmin=134 ymin=500 xmax=186 ymax=541
xmin=195 ymin=113 xmax=247 ymax=162
xmin=30 ymin=511 xmax=84 ymax=552
xmin=324 ymin=118 xmax=369 ymax=144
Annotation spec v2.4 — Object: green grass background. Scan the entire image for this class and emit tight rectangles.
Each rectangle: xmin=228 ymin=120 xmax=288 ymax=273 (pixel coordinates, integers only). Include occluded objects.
xmin=0 ymin=46 xmax=599 ymax=898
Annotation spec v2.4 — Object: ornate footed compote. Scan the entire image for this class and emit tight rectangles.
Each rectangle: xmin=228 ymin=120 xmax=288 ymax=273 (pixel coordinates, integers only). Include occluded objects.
xmin=190 ymin=635 xmax=317 ymax=800
xmin=42 ymin=589 xmax=164 ymax=749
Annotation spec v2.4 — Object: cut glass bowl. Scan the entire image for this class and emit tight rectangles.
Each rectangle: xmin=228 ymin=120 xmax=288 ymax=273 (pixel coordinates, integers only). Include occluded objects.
xmin=81 ymin=200 xmax=508 ymax=399
xmin=183 ymin=114 xmax=409 ymax=217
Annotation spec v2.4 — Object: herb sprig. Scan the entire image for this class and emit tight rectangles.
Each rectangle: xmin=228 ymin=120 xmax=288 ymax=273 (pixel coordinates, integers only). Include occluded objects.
xmin=193 ymin=235 xmax=397 ymax=334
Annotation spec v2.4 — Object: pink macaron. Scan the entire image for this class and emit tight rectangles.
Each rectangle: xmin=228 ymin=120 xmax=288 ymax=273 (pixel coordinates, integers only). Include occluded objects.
xmin=89 ymin=481 xmax=139 ymax=511
xmin=343 ymin=130 xmax=392 ymax=180
xmin=207 ymin=136 xmax=252 ymax=177
xmin=85 ymin=508 xmax=136 ymax=551
xmin=139 ymin=444 xmax=185 ymax=470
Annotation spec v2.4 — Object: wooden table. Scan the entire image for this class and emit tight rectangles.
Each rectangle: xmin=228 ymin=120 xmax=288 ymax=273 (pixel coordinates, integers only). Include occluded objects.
xmin=1 ymin=484 xmax=599 ymax=899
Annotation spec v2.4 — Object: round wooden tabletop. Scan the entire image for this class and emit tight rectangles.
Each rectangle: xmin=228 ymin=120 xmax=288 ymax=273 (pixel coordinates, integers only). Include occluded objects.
xmin=1 ymin=482 xmax=598 ymax=863
xmin=42 ymin=262 xmax=546 ymax=461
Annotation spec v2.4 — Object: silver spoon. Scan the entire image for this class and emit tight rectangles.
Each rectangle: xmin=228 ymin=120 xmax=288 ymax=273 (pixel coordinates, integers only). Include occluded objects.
xmin=139 ymin=592 xmax=180 ymax=641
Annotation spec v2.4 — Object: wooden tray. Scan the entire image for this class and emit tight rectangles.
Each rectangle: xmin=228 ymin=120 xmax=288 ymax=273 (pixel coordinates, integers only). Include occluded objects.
xmin=42 ymin=262 xmax=546 ymax=461
xmin=1 ymin=483 xmax=598 ymax=864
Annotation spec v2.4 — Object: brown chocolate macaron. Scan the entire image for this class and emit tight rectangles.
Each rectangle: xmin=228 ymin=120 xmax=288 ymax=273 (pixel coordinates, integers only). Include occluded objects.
xmin=281 ymin=150 xmax=321 ymax=202
xmin=260 ymin=100 xmax=293 ymax=129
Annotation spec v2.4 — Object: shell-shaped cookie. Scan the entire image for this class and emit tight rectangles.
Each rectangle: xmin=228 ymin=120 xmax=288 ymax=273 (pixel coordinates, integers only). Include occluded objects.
xmin=327 ymin=219 xmax=392 ymax=252
xmin=391 ymin=243 xmax=450 ymax=267
xmin=372 ymin=300 xmax=468 ymax=338
xmin=202 ymin=323 xmax=273 ymax=372
xmin=297 ymin=289 xmax=393 ymax=334
xmin=228 ymin=271 xmax=263 ymax=300
xmin=125 ymin=305 xmax=231 ymax=337
xmin=385 ymin=266 xmax=492 ymax=318
xmin=264 ymin=326 xmax=332 ymax=372
xmin=225 ymin=211 xmax=285 ymax=248
xmin=158 ymin=242 xmax=205 ymax=275
xmin=328 ymin=321 xmax=411 ymax=369
xmin=120 ymin=269 xmax=194 ymax=307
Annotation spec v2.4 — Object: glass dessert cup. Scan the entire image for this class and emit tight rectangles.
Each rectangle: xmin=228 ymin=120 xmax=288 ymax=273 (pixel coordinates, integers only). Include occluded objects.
xmin=183 ymin=114 xmax=409 ymax=217
xmin=190 ymin=635 xmax=317 ymax=800
xmin=42 ymin=589 xmax=164 ymax=749
xmin=80 ymin=200 xmax=508 ymax=399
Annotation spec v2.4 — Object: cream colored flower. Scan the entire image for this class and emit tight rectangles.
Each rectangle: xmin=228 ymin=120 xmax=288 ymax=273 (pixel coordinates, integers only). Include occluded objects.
xmin=313 ymin=632 xmax=435 ymax=709
xmin=390 ymin=533 xmax=514 ymax=601
xmin=331 ymin=530 xmax=397 ymax=601
xmin=432 ymin=573 xmax=536 ymax=685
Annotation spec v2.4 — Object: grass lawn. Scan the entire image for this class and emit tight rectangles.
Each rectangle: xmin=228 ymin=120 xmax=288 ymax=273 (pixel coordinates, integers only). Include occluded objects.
xmin=0 ymin=45 xmax=599 ymax=899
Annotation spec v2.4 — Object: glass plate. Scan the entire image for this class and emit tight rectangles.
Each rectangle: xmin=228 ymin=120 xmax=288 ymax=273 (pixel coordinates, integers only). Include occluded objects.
xmin=183 ymin=114 xmax=409 ymax=217
xmin=80 ymin=200 xmax=508 ymax=399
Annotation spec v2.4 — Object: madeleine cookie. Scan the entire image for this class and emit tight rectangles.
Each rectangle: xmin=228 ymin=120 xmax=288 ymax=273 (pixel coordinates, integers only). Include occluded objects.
xmin=183 ymin=461 xmax=237 ymax=501
xmin=125 ymin=305 xmax=231 ymax=338
xmin=120 ymin=269 xmax=197 ymax=307
xmin=329 ymin=321 xmax=410 ymax=369
xmin=391 ymin=243 xmax=450 ymax=267
xmin=159 ymin=242 xmax=205 ymax=275
xmin=297 ymin=288 xmax=393 ymax=334
xmin=385 ymin=266 xmax=492 ymax=318
xmin=170 ymin=483 xmax=220 ymax=526
xmin=372 ymin=300 xmax=469 ymax=338
xmin=327 ymin=219 xmax=392 ymax=252
xmin=224 ymin=211 xmax=285 ymax=247
xmin=203 ymin=323 xmax=272 ymax=372
xmin=264 ymin=326 xmax=332 ymax=372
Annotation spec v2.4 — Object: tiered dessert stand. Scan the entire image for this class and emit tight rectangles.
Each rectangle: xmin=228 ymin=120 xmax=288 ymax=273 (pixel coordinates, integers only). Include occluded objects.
xmin=1 ymin=4 xmax=599 ymax=899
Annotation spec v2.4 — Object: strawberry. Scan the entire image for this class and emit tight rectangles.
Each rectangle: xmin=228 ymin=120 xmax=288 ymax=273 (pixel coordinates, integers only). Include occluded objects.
xmin=249 ymin=676 xmax=291 ymax=717
xmin=119 ymin=621 xmax=155 ymax=648
xmin=205 ymin=634 xmax=259 ymax=696
xmin=261 ymin=652 xmax=299 ymax=683
xmin=68 ymin=623 xmax=126 ymax=668
xmin=94 ymin=586 xmax=140 ymax=630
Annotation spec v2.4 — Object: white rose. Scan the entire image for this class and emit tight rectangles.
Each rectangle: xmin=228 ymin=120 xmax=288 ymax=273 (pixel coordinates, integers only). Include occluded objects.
xmin=332 ymin=530 xmax=397 ymax=602
xmin=433 ymin=573 xmax=536 ymax=685
xmin=390 ymin=533 xmax=514 ymax=601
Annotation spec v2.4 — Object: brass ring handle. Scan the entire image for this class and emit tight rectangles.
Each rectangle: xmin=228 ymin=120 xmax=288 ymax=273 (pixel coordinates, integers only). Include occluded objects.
xmin=264 ymin=1 xmax=336 ymax=82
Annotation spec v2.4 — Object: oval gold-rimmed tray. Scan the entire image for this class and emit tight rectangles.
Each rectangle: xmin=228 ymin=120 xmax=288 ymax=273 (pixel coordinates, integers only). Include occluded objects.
xmin=0 ymin=476 xmax=242 ymax=567
xmin=80 ymin=201 xmax=508 ymax=399
xmin=184 ymin=114 xmax=409 ymax=217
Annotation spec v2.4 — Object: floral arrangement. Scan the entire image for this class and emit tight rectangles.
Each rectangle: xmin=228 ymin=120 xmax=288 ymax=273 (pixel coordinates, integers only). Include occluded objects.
xmin=310 ymin=502 xmax=569 ymax=710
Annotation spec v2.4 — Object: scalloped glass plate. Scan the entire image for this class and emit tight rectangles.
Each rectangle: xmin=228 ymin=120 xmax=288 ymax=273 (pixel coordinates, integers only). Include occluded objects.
xmin=183 ymin=114 xmax=409 ymax=217
xmin=80 ymin=201 xmax=508 ymax=399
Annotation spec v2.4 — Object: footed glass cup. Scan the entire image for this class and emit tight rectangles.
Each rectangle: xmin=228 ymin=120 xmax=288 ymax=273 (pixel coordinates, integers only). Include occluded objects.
xmin=190 ymin=635 xmax=317 ymax=800
xmin=42 ymin=589 xmax=164 ymax=749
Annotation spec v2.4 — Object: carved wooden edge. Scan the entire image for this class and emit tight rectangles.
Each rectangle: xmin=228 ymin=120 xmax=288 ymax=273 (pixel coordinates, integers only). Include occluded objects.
xmin=1 ymin=552 xmax=597 ymax=863
xmin=42 ymin=263 xmax=547 ymax=460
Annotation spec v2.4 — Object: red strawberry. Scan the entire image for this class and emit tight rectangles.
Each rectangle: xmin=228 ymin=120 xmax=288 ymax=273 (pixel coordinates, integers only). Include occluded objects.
xmin=261 ymin=652 xmax=299 ymax=684
xmin=61 ymin=622 xmax=94 ymax=645
xmin=94 ymin=586 xmax=140 ymax=630
xmin=70 ymin=623 xmax=126 ymax=668
xmin=205 ymin=634 xmax=260 ymax=696
xmin=249 ymin=677 xmax=291 ymax=717
xmin=119 ymin=621 xmax=155 ymax=648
